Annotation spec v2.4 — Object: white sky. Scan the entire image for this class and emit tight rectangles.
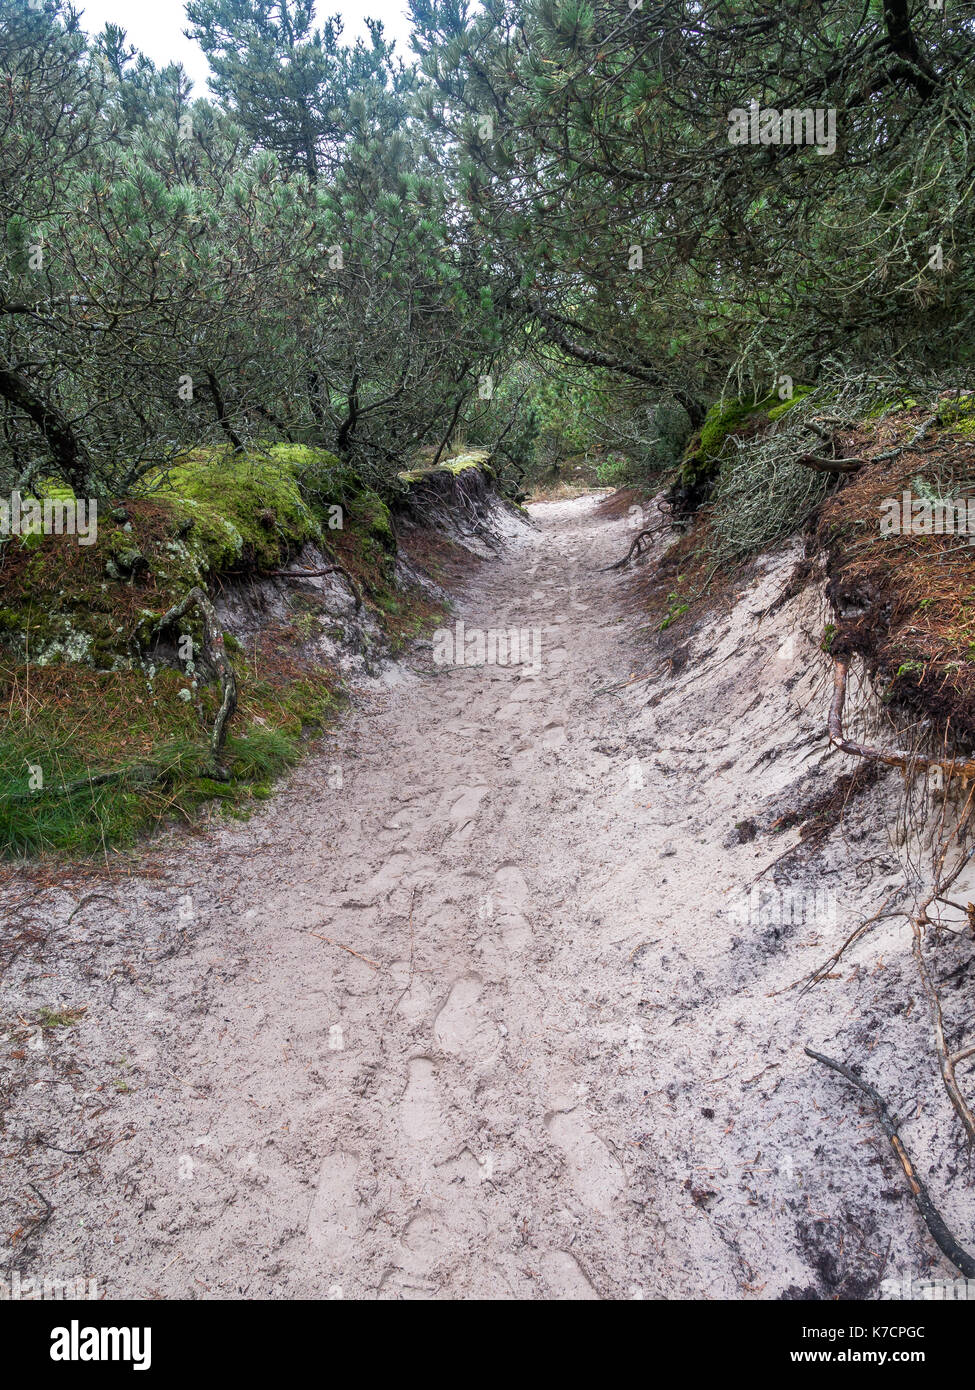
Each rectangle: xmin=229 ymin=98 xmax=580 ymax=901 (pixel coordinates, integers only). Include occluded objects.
xmin=75 ymin=0 xmax=418 ymax=91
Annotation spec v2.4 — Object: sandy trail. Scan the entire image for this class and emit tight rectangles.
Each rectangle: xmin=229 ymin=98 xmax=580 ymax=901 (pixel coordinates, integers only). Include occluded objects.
xmin=4 ymin=493 xmax=973 ymax=1300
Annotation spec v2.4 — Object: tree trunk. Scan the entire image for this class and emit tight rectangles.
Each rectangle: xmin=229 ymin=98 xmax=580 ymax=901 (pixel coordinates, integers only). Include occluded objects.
xmin=0 ymin=356 xmax=93 ymax=494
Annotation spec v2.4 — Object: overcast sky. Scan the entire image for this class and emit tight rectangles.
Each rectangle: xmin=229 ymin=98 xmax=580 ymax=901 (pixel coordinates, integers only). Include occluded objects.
xmin=76 ymin=0 xmax=418 ymax=91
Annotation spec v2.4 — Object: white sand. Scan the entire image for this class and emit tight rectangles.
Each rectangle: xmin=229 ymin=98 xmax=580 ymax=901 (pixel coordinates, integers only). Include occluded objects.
xmin=2 ymin=493 xmax=973 ymax=1299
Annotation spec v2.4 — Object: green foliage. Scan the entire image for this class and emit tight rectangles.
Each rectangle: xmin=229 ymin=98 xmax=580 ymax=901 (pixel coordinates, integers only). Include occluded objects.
xmin=0 ymin=0 xmax=522 ymax=498
xmin=0 ymin=724 xmax=301 ymax=858
xmin=412 ymin=0 xmax=975 ymax=416
xmin=595 ymin=455 xmax=634 ymax=488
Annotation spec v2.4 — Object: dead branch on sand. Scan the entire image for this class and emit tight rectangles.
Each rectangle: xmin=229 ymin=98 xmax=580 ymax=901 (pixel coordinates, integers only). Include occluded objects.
xmin=805 ymin=1047 xmax=975 ymax=1278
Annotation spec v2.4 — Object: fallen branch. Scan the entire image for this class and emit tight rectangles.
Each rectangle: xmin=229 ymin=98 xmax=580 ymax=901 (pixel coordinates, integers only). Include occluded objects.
xmin=796 ymin=413 xmax=940 ymax=474
xmin=308 ymin=931 xmax=380 ymax=969
xmin=872 ymin=413 xmax=940 ymax=463
xmin=601 ymin=497 xmax=673 ymax=571
xmin=805 ymin=1047 xmax=975 ymax=1278
xmin=795 ymin=452 xmax=864 ymax=474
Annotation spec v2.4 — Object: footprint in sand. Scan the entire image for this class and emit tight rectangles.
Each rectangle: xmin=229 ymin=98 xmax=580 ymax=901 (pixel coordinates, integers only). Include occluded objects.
xmin=448 ymin=785 xmax=488 ymax=840
xmin=307 ymin=1150 xmax=363 ymax=1264
xmin=540 ymin=1249 xmax=599 ymax=1300
xmin=355 ymin=852 xmax=414 ymax=902
xmin=493 ymin=864 xmax=532 ymax=950
xmin=400 ymin=1208 xmax=450 ymax=1267
xmin=494 ymin=863 xmax=529 ymax=907
xmin=389 ymin=958 xmax=434 ymax=1025
xmin=546 ymin=1110 xmax=625 ymax=1215
xmin=432 ymin=975 xmax=498 ymax=1059
xmin=542 ymin=721 xmax=566 ymax=749
xmin=400 ymin=1056 xmax=446 ymax=1150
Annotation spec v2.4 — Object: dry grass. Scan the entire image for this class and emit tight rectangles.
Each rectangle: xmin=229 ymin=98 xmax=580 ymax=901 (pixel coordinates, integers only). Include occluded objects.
xmin=528 ymin=481 xmax=611 ymax=503
xmin=817 ymin=408 xmax=975 ymax=736
xmin=619 ymin=508 xmax=748 ymax=635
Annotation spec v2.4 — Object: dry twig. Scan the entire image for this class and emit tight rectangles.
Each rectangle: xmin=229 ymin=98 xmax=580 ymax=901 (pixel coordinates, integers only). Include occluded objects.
xmin=805 ymin=1047 xmax=975 ymax=1278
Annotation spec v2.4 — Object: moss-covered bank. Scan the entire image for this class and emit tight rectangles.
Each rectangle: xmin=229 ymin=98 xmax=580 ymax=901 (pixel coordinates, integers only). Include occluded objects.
xmin=0 ymin=446 xmax=445 ymax=857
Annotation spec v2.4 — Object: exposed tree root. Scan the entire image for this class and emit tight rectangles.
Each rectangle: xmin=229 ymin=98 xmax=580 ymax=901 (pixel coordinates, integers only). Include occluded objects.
xmin=403 ymin=467 xmax=509 ymax=550
xmin=795 ymin=889 xmax=904 ymax=996
xmin=142 ymin=586 xmax=238 ymax=780
xmin=828 ymin=659 xmax=975 ymax=780
xmin=600 ymin=499 xmax=672 ymax=570
xmin=601 ymin=524 xmax=668 ymax=571
xmin=912 ymin=875 xmax=975 ymax=1145
xmin=817 ymin=657 xmax=975 ymax=1139
xmin=805 ymin=1047 xmax=975 ymax=1278
xmin=263 ymin=565 xmax=363 ymax=610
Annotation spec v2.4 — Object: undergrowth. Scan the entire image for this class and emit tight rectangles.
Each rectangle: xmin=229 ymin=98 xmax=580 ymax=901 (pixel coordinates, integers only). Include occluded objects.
xmin=0 ymin=444 xmax=449 ymax=859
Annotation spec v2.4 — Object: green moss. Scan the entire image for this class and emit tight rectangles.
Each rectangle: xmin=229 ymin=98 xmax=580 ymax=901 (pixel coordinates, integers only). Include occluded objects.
xmin=159 ymin=498 xmax=244 ymax=579
xmin=0 ymin=445 xmax=446 ymax=859
xmin=271 ymin=444 xmax=362 ymax=511
xmin=35 ymin=478 xmax=77 ymax=501
xmin=680 ymin=395 xmax=777 ymax=486
xmin=154 ymin=448 xmax=321 ymax=570
xmin=938 ymin=396 xmax=975 ymax=438
xmin=767 ymin=385 xmax=815 ymax=421
xmin=346 ymin=489 xmax=395 ymax=553
xmin=439 ymin=450 xmax=490 ymax=474
xmin=398 ymin=449 xmax=490 ymax=484
xmin=865 ymin=396 xmax=920 ymax=420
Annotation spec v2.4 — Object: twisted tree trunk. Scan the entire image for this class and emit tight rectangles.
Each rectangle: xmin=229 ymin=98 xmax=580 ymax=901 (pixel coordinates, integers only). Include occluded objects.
xmin=145 ymin=587 xmax=238 ymax=780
